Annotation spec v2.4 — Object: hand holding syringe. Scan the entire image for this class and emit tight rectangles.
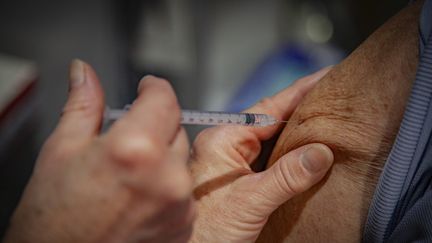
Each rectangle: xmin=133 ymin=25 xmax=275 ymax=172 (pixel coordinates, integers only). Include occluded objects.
xmin=104 ymin=106 xmax=284 ymax=127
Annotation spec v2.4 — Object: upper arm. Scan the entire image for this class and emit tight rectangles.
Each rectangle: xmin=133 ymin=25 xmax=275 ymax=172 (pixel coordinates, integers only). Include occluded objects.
xmin=257 ymin=1 xmax=422 ymax=242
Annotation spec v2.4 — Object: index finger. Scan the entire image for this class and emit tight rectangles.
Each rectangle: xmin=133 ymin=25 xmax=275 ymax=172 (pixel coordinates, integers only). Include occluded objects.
xmin=112 ymin=75 xmax=181 ymax=144
xmin=243 ymin=66 xmax=332 ymax=140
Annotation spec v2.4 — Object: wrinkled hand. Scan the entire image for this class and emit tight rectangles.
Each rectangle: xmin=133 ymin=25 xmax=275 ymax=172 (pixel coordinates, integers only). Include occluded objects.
xmin=189 ymin=67 xmax=334 ymax=242
xmin=4 ymin=60 xmax=194 ymax=243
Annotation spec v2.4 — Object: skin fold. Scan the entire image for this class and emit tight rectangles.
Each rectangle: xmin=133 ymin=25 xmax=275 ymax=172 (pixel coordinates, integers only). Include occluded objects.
xmin=257 ymin=1 xmax=422 ymax=242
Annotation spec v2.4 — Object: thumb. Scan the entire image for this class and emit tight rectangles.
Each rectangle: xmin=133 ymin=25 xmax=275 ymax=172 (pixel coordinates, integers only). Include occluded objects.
xmin=238 ymin=144 xmax=333 ymax=218
xmin=52 ymin=59 xmax=104 ymax=145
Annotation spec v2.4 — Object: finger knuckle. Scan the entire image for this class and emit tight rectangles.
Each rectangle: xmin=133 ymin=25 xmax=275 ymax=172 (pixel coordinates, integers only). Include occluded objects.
xmin=275 ymin=161 xmax=309 ymax=195
xmin=62 ymin=99 xmax=98 ymax=118
xmin=192 ymin=128 xmax=216 ymax=148
xmin=232 ymin=132 xmax=261 ymax=162
xmin=191 ymin=127 xmax=228 ymax=157
xmin=192 ymin=131 xmax=206 ymax=148
xmin=106 ymin=133 xmax=163 ymax=167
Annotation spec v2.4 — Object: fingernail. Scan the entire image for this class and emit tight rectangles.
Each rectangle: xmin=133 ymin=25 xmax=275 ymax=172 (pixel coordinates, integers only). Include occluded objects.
xmin=70 ymin=59 xmax=85 ymax=88
xmin=301 ymin=144 xmax=333 ymax=173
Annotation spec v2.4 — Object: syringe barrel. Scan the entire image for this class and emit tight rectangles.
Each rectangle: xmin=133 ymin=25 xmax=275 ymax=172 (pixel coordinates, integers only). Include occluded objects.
xmin=181 ymin=110 xmax=278 ymax=127
xmin=104 ymin=106 xmax=278 ymax=127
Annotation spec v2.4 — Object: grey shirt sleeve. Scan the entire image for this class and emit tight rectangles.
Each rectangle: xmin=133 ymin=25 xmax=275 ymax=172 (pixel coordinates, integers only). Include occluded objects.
xmin=363 ymin=0 xmax=432 ymax=242
xmin=420 ymin=0 xmax=432 ymax=52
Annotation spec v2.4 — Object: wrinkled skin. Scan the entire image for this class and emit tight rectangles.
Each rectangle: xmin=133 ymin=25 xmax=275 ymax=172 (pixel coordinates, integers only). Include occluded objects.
xmin=258 ymin=1 xmax=422 ymax=242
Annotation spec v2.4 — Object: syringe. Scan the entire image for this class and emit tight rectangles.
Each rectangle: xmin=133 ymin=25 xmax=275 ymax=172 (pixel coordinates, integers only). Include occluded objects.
xmin=104 ymin=106 xmax=282 ymax=127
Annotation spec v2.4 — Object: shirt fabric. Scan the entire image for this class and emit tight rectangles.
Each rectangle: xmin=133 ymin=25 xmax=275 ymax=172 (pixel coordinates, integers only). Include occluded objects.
xmin=364 ymin=0 xmax=432 ymax=242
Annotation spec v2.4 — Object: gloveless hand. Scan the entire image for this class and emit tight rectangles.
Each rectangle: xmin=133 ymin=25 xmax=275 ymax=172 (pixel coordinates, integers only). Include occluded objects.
xmin=4 ymin=60 xmax=194 ymax=243
xmin=189 ymin=67 xmax=334 ymax=242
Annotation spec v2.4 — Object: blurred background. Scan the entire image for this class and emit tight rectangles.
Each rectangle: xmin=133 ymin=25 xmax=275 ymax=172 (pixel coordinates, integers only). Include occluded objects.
xmin=0 ymin=0 xmax=407 ymax=237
